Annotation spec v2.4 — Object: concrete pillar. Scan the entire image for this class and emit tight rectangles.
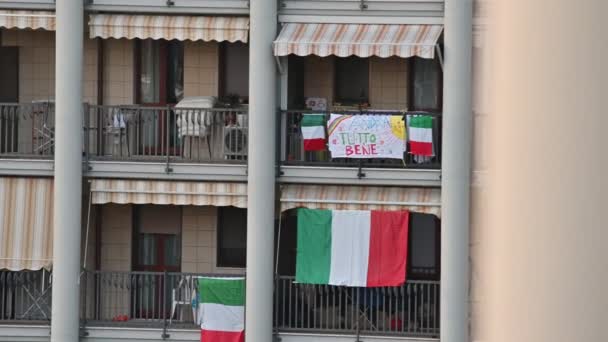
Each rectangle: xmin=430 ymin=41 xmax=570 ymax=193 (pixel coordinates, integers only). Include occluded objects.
xmin=245 ymin=0 xmax=277 ymax=341
xmin=480 ymin=1 xmax=607 ymax=342
xmin=440 ymin=0 xmax=473 ymax=342
xmin=50 ymin=1 xmax=84 ymax=342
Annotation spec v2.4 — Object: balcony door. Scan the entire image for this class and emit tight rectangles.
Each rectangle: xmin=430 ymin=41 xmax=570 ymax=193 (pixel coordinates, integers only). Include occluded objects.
xmin=133 ymin=205 xmax=181 ymax=319
xmin=135 ymin=39 xmax=184 ymax=156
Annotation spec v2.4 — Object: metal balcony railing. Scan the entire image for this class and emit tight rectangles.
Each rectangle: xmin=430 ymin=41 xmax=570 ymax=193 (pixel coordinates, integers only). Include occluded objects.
xmin=0 ymin=270 xmax=440 ymax=338
xmin=0 ymin=103 xmax=249 ymax=164
xmin=274 ymin=276 xmax=440 ymax=337
xmin=280 ymin=110 xmax=442 ymax=169
xmin=0 ymin=102 xmax=55 ymax=157
xmin=85 ymin=105 xmax=248 ymax=163
xmin=0 ymin=270 xmax=52 ymax=322
xmin=0 ymin=103 xmax=443 ymax=172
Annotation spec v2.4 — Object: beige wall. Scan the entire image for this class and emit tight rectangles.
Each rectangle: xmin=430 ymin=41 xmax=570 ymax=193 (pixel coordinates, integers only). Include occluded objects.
xmin=102 ymin=38 xmax=134 ymax=105
xmin=303 ymin=56 xmax=334 ymax=104
xmin=1 ymin=32 xmax=218 ymax=106
xmin=0 ymin=29 xmax=98 ymax=103
xmin=302 ymin=55 xmax=409 ymax=110
xmin=184 ymin=41 xmax=219 ymax=97
xmin=98 ymin=204 xmax=243 ymax=274
xmin=369 ymin=57 xmax=408 ymax=110
xmin=100 ymin=204 xmax=132 ymax=271
xmin=102 ymin=39 xmax=219 ymax=104
xmin=181 ymin=205 xmax=244 ymax=275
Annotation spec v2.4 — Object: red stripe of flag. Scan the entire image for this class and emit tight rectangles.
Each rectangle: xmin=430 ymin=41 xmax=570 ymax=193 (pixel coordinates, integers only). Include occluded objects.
xmin=366 ymin=210 xmax=409 ymax=287
xmin=409 ymin=141 xmax=433 ymax=156
xmin=303 ymin=138 xmax=326 ymax=151
xmin=201 ymin=330 xmax=244 ymax=342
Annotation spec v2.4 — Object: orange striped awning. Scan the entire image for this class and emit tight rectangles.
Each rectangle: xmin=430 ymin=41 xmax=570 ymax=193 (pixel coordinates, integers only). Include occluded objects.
xmin=280 ymin=184 xmax=441 ymax=217
xmin=91 ymin=179 xmax=247 ymax=208
xmin=89 ymin=14 xmax=249 ymax=42
xmin=0 ymin=177 xmax=54 ymax=271
xmin=274 ymin=23 xmax=443 ymax=59
xmin=0 ymin=10 xmax=55 ymax=31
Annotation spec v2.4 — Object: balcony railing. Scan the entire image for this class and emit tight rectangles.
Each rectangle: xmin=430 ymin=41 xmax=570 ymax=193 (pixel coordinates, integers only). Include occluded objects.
xmin=0 ymin=270 xmax=440 ymax=338
xmin=281 ymin=110 xmax=442 ymax=169
xmin=85 ymin=105 xmax=248 ymax=163
xmin=0 ymin=103 xmax=249 ymax=164
xmin=80 ymin=270 xmax=207 ymax=328
xmin=274 ymin=276 xmax=440 ymax=337
xmin=0 ymin=103 xmax=443 ymax=171
xmin=0 ymin=270 xmax=52 ymax=322
xmin=0 ymin=102 xmax=55 ymax=157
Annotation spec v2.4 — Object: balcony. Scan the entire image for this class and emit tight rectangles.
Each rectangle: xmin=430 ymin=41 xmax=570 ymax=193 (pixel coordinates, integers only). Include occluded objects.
xmin=0 ymin=103 xmax=441 ymax=185
xmin=0 ymin=270 xmax=439 ymax=340
xmin=279 ymin=110 xmax=442 ymax=186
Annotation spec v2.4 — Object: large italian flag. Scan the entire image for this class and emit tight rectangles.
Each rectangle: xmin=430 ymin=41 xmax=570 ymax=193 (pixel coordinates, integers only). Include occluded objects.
xmin=408 ymin=115 xmax=434 ymax=156
xmin=301 ymin=114 xmax=326 ymax=151
xmin=199 ymin=277 xmax=245 ymax=342
xmin=296 ymin=208 xmax=409 ymax=287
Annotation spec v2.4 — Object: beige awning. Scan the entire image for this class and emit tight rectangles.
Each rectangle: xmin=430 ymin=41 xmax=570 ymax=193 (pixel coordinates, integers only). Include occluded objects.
xmin=0 ymin=177 xmax=54 ymax=271
xmin=0 ymin=10 xmax=55 ymax=31
xmin=280 ymin=184 xmax=441 ymax=217
xmin=274 ymin=23 xmax=442 ymax=58
xmin=91 ymin=179 xmax=247 ymax=208
xmin=89 ymin=14 xmax=249 ymax=42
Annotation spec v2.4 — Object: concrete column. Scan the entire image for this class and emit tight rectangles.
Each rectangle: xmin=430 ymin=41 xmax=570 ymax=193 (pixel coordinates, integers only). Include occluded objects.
xmin=245 ymin=0 xmax=277 ymax=341
xmin=440 ymin=0 xmax=473 ymax=342
xmin=50 ymin=1 xmax=83 ymax=342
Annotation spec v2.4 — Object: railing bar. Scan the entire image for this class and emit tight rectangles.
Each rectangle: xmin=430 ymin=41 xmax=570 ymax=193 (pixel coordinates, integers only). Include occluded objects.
xmin=282 ymin=278 xmax=287 ymax=328
xmin=426 ymin=282 xmax=431 ymax=333
xmin=414 ymin=284 xmax=418 ymax=333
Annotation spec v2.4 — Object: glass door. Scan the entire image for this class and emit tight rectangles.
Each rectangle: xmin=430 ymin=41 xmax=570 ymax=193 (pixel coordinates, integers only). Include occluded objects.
xmin=136 ymin=39 xmax=184 ymax=156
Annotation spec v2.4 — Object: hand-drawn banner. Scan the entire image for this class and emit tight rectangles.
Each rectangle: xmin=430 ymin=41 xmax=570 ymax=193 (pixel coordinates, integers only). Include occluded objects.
xmin=327 ymin=114 xmax=406 ymax=159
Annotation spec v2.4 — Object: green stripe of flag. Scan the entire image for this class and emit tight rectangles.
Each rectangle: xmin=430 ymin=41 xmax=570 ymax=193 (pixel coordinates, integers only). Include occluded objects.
xmin=199 ymin=277 xmax=245 ymax=306
xmin=296 ymin=208 xmax=332 ymax=284
xmin=301 ymin=114 xmax=326 ymax=127
xmin=410 ymin=115 xmax=433 ymax=129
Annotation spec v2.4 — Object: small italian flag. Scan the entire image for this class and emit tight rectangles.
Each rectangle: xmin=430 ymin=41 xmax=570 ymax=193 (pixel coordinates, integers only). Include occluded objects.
xmin=301 ymin=114 xmax=326 ymax=151
xmin=199 ymin=277 xmax=245 ymax=342
xmin=296 ymin=208 xmax=409 ymax=287
xmin=408 ymin=115 xmax=434 ymax=156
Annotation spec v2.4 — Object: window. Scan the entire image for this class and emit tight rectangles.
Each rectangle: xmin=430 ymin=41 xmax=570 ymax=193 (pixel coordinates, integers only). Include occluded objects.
xmin=410 ymin=57 xmax=442 ymax=111
xmin=408 ymin=213 xmax=441 ymax=280
xmin=217 ymin=207 xmax=247 ymax=268
xmin=136 ymin=39 xmax=184 ymax=105
xmin=220 ymin=42 xmax=249 ymax=104
xmin=334 ymin=57 xmax=369 ymax=105
xmin=134 ymin=205 xmax=182 ymax=272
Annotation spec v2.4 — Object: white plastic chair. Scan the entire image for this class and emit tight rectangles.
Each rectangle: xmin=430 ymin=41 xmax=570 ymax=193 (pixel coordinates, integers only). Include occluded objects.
xmin=170 ymin=275 xmax=197 ymax=323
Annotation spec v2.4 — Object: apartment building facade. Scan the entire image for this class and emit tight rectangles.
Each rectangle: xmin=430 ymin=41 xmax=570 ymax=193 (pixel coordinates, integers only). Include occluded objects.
xmin=0 ymin=0 xmax=475 ymax=341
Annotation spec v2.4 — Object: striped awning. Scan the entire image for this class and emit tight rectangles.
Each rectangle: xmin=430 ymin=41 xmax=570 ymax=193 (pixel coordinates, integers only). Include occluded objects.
xmin=280 ymin=184 xmax=441 ymax=217
xmin=89 ymin=14 xmax=249 ymax=42
xmin=274 ymin=23 xmax=443 ymax=58
xmin=0 ymin=10 xmax=55 ymax=31
xmin=91 ymin=179 xmax=247 ymax=208
xmin=0 ymin=178 xmax=54 ymax=271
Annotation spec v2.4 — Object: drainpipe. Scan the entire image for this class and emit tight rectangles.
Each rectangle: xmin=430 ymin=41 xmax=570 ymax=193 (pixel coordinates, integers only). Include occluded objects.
xmin=245 ymin=0 xmax=277 ymax=342
xmin=50 ymin=1 xmax=84 ymax=342
xmin=440 ymin=0 xmax=473 ymax=342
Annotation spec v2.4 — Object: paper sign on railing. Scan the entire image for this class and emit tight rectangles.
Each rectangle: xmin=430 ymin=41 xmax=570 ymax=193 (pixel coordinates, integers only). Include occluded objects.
xmin=327 ymin=114 xmax=406 ymax=159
